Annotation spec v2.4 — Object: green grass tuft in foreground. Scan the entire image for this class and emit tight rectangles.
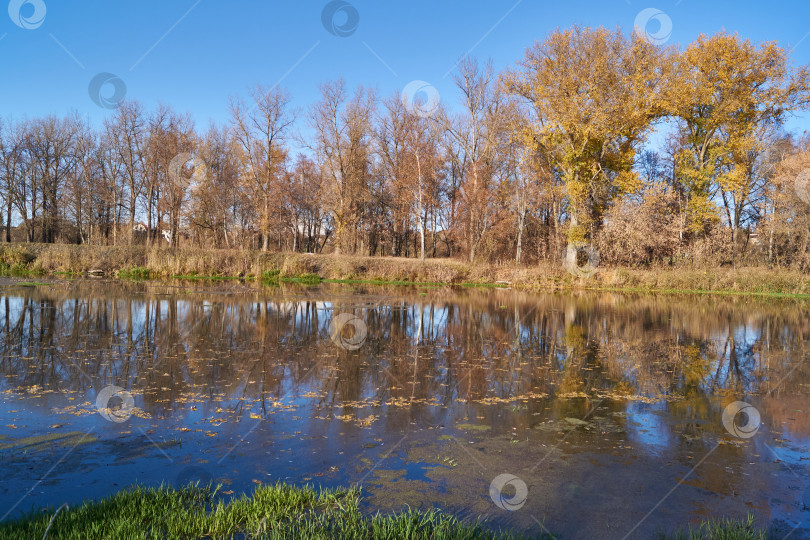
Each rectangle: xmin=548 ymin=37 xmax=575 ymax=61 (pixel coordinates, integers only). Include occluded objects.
xmin=0 ymin=482 xmax=770 ymax=540
xmin=659 ymin=515 xmax=765 ymax=539
xmin=0 ymin=483 xmax=542 ymax=540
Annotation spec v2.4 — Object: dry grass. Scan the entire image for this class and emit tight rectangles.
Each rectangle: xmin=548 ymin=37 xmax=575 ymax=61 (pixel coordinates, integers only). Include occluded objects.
xmin=2 ymin=243 xmax=810 ymax=296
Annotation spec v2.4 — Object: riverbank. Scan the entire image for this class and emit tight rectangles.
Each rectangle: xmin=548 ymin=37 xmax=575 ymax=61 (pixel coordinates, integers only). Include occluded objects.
xmin=1 ymin=243 xmax=809 ymax=297
xmin=0 ymin=483 xmax=765 ymax=539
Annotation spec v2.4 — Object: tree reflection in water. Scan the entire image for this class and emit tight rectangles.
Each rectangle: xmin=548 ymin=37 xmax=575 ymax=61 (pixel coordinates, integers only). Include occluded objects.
xmin=0 ymin=281 xmax=808 ymax=537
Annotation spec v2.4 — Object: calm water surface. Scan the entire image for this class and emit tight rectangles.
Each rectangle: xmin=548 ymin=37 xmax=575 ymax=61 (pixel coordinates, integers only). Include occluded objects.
xmin=0 ymin=278 xmax=808 ymax=538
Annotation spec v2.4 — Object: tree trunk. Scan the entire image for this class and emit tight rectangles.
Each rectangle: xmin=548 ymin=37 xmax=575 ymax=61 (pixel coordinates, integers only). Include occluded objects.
xmin=516 ymin=210 xmax=525 ymax=264
xmin=4 ymin=202 xmax=10 ymax=242
xmin=419 ymin=216 xmax=425 ymax=262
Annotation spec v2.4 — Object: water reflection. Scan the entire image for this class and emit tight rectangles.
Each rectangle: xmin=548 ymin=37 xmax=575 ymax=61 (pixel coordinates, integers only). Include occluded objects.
xmin=0 ymin=280 xmax=808 ymax=538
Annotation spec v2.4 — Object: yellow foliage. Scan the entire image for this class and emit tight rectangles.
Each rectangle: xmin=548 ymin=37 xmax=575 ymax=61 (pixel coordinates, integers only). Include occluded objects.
xmin=503 ymin=26 xmax=669 ymax=236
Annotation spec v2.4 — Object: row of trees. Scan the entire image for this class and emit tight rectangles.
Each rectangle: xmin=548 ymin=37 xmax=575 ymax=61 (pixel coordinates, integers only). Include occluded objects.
xmin=1 ymin=27 xmax=810 ymax=267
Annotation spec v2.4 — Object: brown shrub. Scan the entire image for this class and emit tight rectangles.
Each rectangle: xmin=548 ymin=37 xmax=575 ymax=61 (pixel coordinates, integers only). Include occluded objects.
xmin=595 ymin=182 xmax=681 ymax=266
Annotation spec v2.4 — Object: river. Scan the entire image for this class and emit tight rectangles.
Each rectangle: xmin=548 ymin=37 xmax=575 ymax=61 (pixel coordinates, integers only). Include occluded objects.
xmin=0 ymin=278 xmax=808 ymax=538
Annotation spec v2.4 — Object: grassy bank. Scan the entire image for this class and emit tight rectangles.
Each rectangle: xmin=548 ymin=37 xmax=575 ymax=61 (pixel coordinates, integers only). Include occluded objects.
xmin=0 ymin=483 xmax=767 ymax=540
xmin=0 ymin=483 xmax=538 ymax=540
xmin=1 ymin=243 xmax=810 ymax=296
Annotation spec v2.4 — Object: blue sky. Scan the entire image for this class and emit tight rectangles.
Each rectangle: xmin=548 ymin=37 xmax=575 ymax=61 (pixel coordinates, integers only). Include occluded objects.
xmin=2 ymin=0 xmax=810 ymax=141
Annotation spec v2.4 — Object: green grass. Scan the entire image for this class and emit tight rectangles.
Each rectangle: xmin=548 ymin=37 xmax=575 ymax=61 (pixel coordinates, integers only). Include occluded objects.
xmin=117 ymin=266 xmax=150 ymax=280
xmin=659 ymin=515 xmax=765 ymax=539
xmin=0 ymin=482 xmax=769 ymax=540
xmin=591 ymin=285 xmax=810 ymax=300
xmin=260 ymin=269 xmax=322 ymax=285
xmin=282 ymin=272 xmax=322 ymax=285
xmin=260 ymin=269 xmax=281 ymax=286
xmin=0 ymin=483 xmax=542 ymax=540
xmin=325 ymin=278 xmax=446 ymax=286
xmin=323 ymin=278 xmax=508 ymax=289
xmin=171 ymin=274 xmax=250 ymax=281
xmin=167 ymin=270 xmax=320 ymax=285
xmin=0 ymin=262 xmax=43 ymax=277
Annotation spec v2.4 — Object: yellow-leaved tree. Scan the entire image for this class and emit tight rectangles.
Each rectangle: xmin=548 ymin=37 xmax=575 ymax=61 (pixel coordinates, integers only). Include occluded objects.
xmin=502 ymin=26 xmax=669 ymax=242
xmin=670 ymin=32 xmax=810 ymax=238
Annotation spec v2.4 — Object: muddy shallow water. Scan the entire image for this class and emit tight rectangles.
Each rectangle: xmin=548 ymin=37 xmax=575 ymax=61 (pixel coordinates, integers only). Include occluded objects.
xmin=0 ymin=278 xmax=808 ymax=538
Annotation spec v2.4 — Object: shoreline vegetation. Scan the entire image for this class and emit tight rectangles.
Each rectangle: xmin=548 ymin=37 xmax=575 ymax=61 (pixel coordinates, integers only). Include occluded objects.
xmin=0 ymin=243 xmax=809 ymax=298
xmin=0 ymin=483 xmax=767 ymax=540
xmin=3 ymin=31 xmax=810 ymax=281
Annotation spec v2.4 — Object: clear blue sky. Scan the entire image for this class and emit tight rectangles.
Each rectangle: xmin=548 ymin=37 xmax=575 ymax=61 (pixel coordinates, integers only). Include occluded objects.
xmin=2 ymin=0 xmax=810 ymax=139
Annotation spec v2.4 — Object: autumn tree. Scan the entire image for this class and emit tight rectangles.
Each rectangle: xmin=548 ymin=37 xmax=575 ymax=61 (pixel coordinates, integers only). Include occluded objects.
xmin=22 ymin=116 xmax=83 ymax=243
xmin=761 ymin=137 xmax=810 ymax=267
xmin=308 ymin=80 xmax=376 ymax=255
xmin=670 ymin=32 xmax=810 ymax=243
xmin=409 ymin=114 xmax=444 ymax=261
xmin=186 ymin=125 xmax=243 ymax=248
xmin=376 ymin=92 xmax=444 ymax=259
xmin=287 ymin=154 xmax=331 ymax=253
xmin=0 ymin=119 xmax=24 ymax=242
xmin=63 ymin=121 xmax=98 ymax=244
xmin=501 ymin=126 xmax=545 ymax=263
xmin=443 ymin=58 xmax=508 ymax=262
xmin=230 ymin=85 xmax=295 ymax=251
xmin=97 ymin=123 xmax=127 ymax=245
xmin=375 ymin=92 xmax=414 ymax=257
xmin=503 ymin=26 xmax=669 ymax=242
xmin=151 ymin=107 xmax=197 ymax=247
xmin=106 ymin=101 xmax=148 ymax=245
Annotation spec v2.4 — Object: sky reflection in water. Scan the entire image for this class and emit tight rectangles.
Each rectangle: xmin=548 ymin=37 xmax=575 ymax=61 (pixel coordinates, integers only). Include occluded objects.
xmin=0 ymin=280 xmax=808 ymax=538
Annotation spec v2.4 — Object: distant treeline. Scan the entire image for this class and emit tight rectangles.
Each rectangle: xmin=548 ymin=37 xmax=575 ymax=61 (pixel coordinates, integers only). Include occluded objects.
xmin=2 ymin=26 xmax=810 ymax=268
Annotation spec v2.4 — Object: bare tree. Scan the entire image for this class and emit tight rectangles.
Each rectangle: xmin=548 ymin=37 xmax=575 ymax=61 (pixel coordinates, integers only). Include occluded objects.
xmin=107 ymin=102 xmax=148 ymax=245
xmin=443 ymin=58 xmax=507 ymax=262
xmin=308 ymin=79 xmax=376 ymax=255
xmin=231 ymin=85 xmax=295 ymax=251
